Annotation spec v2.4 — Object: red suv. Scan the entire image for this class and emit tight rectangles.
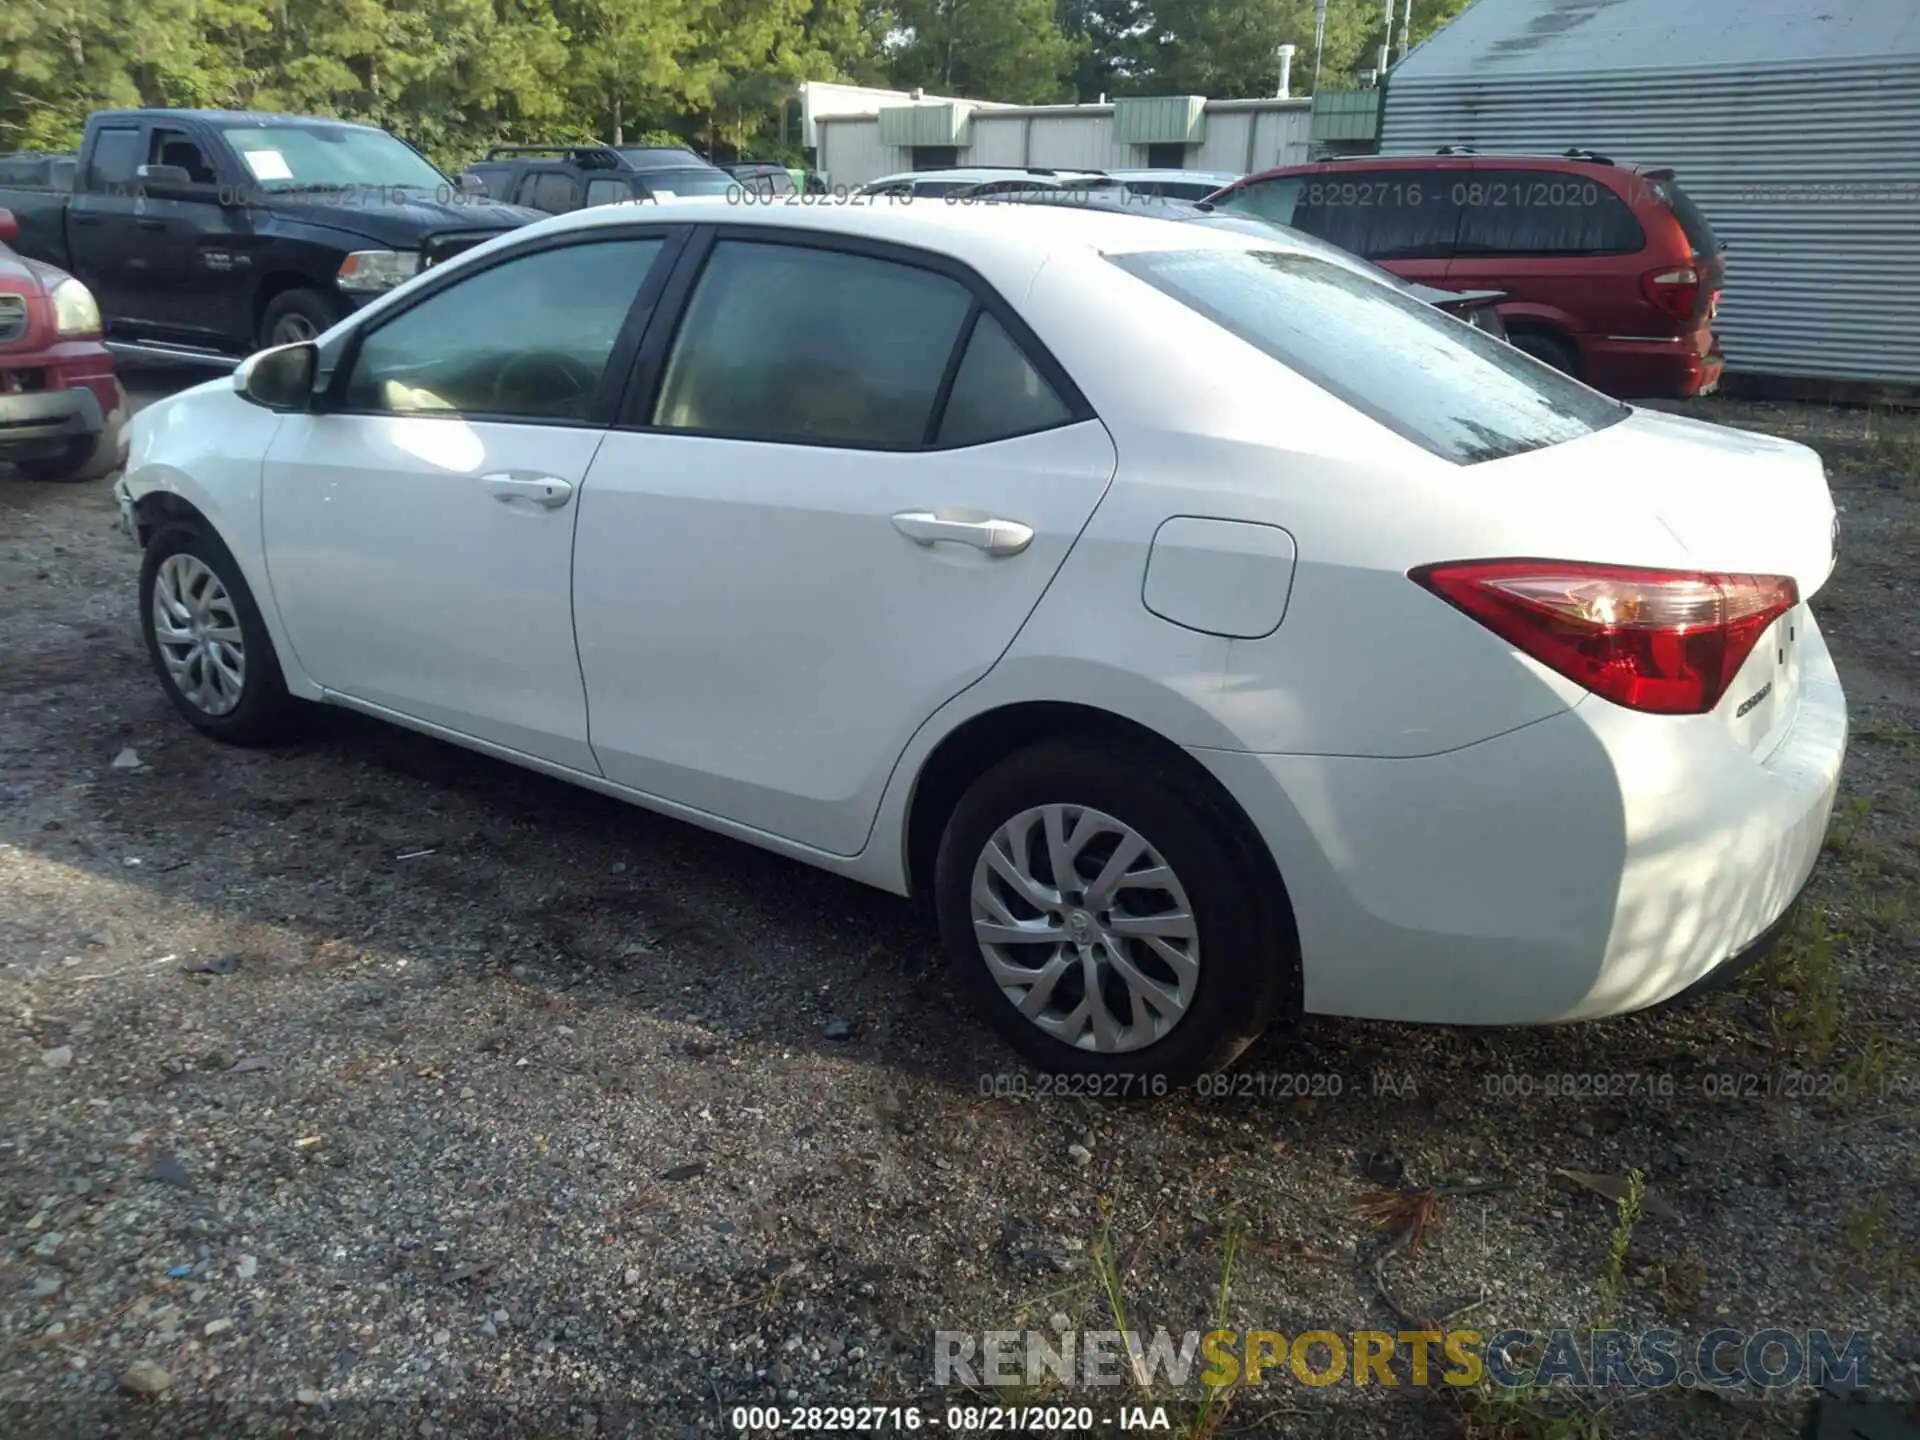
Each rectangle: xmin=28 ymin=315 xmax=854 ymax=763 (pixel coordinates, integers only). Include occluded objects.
xmin=0 ymin=206 xmax=125 ymax=483
xmin=1206 ymin=151 xmax=1727 ymax=400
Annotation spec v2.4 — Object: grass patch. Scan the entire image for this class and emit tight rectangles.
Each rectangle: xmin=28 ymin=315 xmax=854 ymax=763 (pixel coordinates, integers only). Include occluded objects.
xmin=1596 ymin=1168 xmax=1645 ymax=1331
xmin=1754 ymin=908 xmax=1845 ymax=1062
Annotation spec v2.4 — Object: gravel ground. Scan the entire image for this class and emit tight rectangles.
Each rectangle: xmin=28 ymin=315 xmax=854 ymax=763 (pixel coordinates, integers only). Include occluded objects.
xmin=2 ymin=382 xmax=1916 ymax=1439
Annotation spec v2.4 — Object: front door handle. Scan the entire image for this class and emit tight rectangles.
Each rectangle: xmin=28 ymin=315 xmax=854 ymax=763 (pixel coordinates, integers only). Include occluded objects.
xmin=891 ymin=510 xmax=1034 ymax=557
xmin=136 ymin=218 xmax=166 ymax=232
xmin=483 ymin=472 xmax=573 ymax=509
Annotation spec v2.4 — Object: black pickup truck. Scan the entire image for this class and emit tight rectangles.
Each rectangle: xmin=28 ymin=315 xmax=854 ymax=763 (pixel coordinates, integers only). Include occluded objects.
xmin=0 ymin=109 xmax=543 ymax=364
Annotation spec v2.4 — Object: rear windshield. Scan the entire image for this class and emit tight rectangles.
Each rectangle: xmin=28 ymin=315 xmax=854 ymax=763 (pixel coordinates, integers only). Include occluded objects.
xmin=1646 ymin=177 xmax=1721 ymax=257
xmin=1110 ymin=247 xmax=1625 ymax=464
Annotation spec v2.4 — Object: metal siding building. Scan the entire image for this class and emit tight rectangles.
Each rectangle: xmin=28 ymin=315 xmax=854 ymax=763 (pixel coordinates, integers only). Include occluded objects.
xmin=815 ymin=99 xmax=1311 ymax=190
xmin=1380 ymin=0 xmax=1920 ymax=386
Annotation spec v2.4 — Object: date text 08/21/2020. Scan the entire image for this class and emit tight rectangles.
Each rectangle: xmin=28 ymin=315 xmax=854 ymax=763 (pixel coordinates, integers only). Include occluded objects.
xmin=728 ymin=1405 xmax=1165 ymax=1432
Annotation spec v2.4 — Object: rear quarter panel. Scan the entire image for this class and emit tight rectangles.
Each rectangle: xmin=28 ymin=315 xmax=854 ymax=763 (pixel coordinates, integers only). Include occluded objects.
xmin=951 ymin=246 xmax=1696 ymax=760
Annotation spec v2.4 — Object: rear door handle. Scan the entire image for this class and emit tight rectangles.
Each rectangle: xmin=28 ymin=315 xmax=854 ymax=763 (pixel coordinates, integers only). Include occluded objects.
xmin=483 ymin=472 xmax=573 ymax=509
xmin=71 ymin=215 xmax=104 ymax=228
xmin=891 ymin=510 xmax=1034 ymax=557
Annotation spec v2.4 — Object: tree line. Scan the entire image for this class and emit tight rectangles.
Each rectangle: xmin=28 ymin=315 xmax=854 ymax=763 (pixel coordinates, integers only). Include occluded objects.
xmin=0 ymin=0 xmax=1468 ymax=169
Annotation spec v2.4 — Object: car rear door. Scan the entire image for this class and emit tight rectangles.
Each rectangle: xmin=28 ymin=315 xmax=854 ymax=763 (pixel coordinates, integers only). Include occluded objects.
xmin=572 ymin=227 xmax=1118 ymax=856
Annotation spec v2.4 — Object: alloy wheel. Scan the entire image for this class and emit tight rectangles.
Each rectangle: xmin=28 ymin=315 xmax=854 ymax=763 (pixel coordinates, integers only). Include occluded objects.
xmin=271 ymin=312 xmax=318 ymax=345
xmin=152 ymin=553 xmax=247 ymax=716
xmin=969 ymin=803 xmax=1199 ymax=1053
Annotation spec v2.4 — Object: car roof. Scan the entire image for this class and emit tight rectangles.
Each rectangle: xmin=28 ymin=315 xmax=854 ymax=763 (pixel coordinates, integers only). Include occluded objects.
xmin=980 ymin=190 xmax=1428 ymax=288
xmin=96 ymin=109 xmax=386 ymax=132
xmin=470 ymin=192 xmax=1308 ymax=274
xmin=863 ymin=167 xmax=1108 ymax=188
xmin=1106 ymin=168 xmax=1241 ymax=184
xmin=1232 ymin=152 xmax=1667 ymax=186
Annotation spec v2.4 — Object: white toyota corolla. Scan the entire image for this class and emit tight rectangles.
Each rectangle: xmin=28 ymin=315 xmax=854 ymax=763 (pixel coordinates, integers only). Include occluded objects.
xmin=116 ymin=197 xmax=1846 ymax=1083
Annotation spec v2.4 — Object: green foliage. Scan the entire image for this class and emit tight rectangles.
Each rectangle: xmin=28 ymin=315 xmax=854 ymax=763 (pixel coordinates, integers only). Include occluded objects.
xmin=0 ymin=0 xmax=1473 ymax=165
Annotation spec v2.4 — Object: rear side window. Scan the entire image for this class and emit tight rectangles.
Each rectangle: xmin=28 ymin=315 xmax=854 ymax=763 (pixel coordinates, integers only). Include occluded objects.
xmin=1454 ymin=170 xmax=1645 ymax=256
xmin=87 ymin=128 xmax=143 ymax=191
xmin=654 ymin=241 xmax=974 ymax=447
xmin=1111 ymin=247 xmax=1625 ymax=464
xmin=1645 ymin=177 xmax=1721 ymax=258
xmin=517 ymin=171 xmax=580 ymax=213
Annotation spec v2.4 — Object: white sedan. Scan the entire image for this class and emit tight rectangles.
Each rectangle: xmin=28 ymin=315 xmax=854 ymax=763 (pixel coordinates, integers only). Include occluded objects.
xmin=116 ymin=197 xmax=1847 ymax=1083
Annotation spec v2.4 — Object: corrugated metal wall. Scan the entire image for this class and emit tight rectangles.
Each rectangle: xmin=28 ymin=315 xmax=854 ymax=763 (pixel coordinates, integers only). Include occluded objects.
xmin=816 ymin=102 xmax=1311 ymax=190
xmin=1381 ymin=57 xmax=1920 ymax=385
xmin=815 ymin=119 xmax=901 ymax=190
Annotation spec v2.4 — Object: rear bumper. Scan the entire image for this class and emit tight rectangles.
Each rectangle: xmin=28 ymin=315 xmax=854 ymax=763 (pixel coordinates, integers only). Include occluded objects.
xmin=1193 ymin=610 xmax=1847 ymax=1026
xmin=0 ymin=383 xmax=105 ymax=460
xmin=1583 ymin=332 xmax=1724 ymax=400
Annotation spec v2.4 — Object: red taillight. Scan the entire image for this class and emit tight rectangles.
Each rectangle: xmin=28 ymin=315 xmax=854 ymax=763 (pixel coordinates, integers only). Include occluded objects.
xmin=1641 ymin=265 xmax=1701 ymax=320
xmin=1411 ymin=560 xmax=1798 ymax=715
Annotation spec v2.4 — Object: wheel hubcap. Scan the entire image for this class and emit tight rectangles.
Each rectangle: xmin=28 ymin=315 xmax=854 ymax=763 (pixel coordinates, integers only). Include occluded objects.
xmin=272 ymin=313 xmax=317 ymax=344
xmin=152 ymin=554 xmax=246 ymax=716
xmin=969 ymin=803 xmax=1199 ymax=1054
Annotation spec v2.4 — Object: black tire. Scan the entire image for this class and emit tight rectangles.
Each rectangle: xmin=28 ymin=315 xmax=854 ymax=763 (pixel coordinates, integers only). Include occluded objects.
xmin=14 ymin=405 xmax=127 ymax=483
xmin=139 ymin=523 xmax=298 ymax=745
xmin=1509 ymin=329 xmax=1580 ymax=378
xmin=258 ymin=287 xmax=341 ymax=349
xmin=933 ymin=739 xmax=1298 ymax=1086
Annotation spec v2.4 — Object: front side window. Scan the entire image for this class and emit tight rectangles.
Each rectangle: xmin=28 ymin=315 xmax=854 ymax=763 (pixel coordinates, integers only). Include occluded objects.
xmin=341 ymin=237 xmax=665 ymax=421
xmin=653 ymin=241 xmax=973 ymax=447
xmin=585 ymin=178 xmax=630 ymax=207
xmin=150 ymin=129 xmax=217 ymax=185
xmin=1111 ymin=247 xmax=1625 ymax=464
xmin=1453 ymin=169 xmax=1645 ymax=256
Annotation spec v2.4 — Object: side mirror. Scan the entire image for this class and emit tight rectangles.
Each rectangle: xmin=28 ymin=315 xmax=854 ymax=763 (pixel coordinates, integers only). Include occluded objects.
xmin=456 ymin=172 xmax=486 ymax=196
xmin=0 ymin=207 xmax=17 ymax=244
xmin=135 ymin=162 xmax=196 ymax=191
xmin=234 ymin=341 xmax=317 ymax=411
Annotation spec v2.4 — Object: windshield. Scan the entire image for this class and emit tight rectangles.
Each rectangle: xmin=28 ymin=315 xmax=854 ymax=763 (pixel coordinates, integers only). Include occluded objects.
xmin=222 ymin=125 xmax=447 ymax=191
xmin=643 ymin=169 xmax=738 ymax=197
xmin=1111 ymin=247 xmax=1625 ymax=464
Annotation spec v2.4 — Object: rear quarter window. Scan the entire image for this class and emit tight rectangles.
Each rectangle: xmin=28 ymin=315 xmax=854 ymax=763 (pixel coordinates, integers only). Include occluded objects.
xmin=1454 ymin=169 xmax=1645 ymax=256
xmin=1110 ymin=247 xmax=1626 ymax=465
xmin=1645 ymin=177 xmax=1721 ymax=258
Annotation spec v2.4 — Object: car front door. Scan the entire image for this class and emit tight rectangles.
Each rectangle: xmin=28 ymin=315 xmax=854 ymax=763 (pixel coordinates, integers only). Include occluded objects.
xmin=132 ymin=125 xmax=246 ymax=345
xmin=260 ymin=228 xmax=681 ymax=769
xmin=572 ymin=230 xmax=1118 ymax=856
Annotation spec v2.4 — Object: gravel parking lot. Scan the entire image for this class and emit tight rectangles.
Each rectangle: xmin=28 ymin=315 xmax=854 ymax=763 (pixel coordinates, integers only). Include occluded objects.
xmin=2 ymin=379 xmax=1916 ymax=1438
